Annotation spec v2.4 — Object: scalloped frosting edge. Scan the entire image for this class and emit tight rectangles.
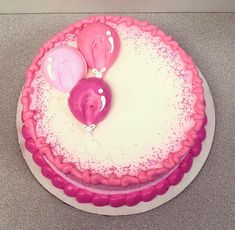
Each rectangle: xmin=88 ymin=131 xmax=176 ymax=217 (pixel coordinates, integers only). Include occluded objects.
xmin=20 ymin=14 xmax=207 ymax=202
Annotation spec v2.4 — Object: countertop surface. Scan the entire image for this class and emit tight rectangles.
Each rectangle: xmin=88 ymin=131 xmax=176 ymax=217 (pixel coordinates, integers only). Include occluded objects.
xmin=0 ymin=13 xmax=234 ymax=230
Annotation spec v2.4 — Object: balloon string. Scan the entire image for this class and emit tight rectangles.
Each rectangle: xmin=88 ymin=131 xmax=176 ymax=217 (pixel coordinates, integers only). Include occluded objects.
xmin=82 ymin=124 xmax=96 ymax=133
xmin=92 ymin=68 xmax=106 ymax=78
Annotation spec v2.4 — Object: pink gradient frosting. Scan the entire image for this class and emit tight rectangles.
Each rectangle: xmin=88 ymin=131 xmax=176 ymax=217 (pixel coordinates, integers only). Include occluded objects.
xmin=20 ymin=15 xmax=207 ymax=207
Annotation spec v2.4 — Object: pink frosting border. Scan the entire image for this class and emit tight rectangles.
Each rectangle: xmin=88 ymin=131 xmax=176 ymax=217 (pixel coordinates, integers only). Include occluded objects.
xmin=20 ymin=16 xmax=207 ymax=206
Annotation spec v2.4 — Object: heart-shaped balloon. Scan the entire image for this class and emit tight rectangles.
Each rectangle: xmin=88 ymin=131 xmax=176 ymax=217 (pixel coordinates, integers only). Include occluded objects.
xmin=68 ymin=77 xmax=112 ymax=127
xmin=77 ymin=23 xmax=120 ymax=77
xmin=41 ymin=46 xmax=87 ymax=93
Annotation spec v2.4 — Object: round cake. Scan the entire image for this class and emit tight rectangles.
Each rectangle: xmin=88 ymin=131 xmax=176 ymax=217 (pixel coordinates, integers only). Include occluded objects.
xmin=20 ymin=15 xmax=207 ymax=207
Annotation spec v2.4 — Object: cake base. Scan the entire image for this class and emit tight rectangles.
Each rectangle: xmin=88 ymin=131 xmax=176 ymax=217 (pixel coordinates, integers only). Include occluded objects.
xmin=16 ymin=70 xmax=215 ymax=216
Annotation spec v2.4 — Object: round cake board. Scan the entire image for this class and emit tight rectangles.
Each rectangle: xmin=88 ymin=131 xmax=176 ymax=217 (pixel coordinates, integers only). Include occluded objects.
xmin=16 ymin=70 xmax=215 ymax=216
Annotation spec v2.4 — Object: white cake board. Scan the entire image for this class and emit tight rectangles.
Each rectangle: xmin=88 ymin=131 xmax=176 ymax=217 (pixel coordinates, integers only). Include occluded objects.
xmin=16 ymin=70 xmax=215 ymax=216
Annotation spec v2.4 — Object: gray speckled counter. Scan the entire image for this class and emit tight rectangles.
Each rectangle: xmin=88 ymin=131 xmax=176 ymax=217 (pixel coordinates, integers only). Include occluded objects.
xmin=0 ymin=13 xmax=234 ymax=230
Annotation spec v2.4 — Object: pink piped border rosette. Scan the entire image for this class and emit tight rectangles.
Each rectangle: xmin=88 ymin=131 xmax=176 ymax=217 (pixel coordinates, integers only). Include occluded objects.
xmin=20 ymin=16 xmax=207 ymax=207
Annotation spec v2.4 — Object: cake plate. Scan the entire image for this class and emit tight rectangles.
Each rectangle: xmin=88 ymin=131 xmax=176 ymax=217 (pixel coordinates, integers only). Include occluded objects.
xmin=16 ymin=69 xmax=215 ymax=216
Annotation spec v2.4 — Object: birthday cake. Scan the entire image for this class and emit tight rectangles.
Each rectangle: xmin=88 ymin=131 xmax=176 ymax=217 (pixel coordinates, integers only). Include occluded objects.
xmin=20 ymin=16 xmax=207 ymax=207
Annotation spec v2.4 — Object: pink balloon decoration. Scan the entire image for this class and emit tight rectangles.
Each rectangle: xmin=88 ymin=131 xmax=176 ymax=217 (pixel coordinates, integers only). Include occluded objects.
xmin=68 ymin=77 xmax=112 ymax=127
xmin=77 ymin=23 xmax=120 ymax=77
xmin=41 ymin=46 xmax=87 ymax=93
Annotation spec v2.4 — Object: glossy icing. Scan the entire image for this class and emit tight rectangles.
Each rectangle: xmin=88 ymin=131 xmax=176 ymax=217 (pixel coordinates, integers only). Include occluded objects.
xmin=77 ymin=23 xmax=120 ymax=77
xmin=41 ymin=46 xmax=87 ymax=93
xmin=20 ymin=15 xmax=206 ymax=206
xmin=68 ymin=77 xmax=112 ymax=127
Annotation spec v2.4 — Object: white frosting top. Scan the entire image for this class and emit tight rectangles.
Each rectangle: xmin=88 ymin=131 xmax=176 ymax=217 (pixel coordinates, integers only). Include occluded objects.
xmin=31 ymin=24 xmax=196 ymax=177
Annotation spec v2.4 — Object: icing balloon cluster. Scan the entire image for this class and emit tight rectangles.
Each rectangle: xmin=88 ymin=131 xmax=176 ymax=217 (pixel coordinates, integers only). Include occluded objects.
xmin=41 ymin=23 xmax=120 ymax=131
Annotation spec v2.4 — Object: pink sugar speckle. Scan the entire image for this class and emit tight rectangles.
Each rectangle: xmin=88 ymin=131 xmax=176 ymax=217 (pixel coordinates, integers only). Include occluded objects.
xmin=28 ymin=23 xmax=197 ymax=178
